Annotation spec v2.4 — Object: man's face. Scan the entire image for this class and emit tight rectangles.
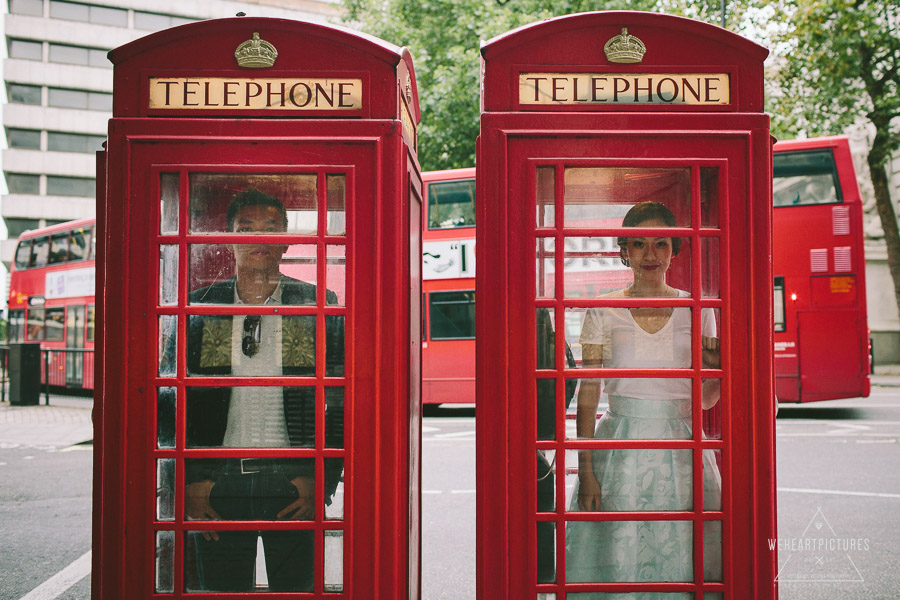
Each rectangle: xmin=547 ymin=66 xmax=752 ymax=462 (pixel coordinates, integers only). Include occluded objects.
xmin=230 ymin=204 xmax=288 ymax=274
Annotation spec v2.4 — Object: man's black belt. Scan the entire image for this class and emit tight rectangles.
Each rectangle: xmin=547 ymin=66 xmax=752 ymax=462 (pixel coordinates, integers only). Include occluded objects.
xmin=223 ymin=458 xmax=285 ymax=475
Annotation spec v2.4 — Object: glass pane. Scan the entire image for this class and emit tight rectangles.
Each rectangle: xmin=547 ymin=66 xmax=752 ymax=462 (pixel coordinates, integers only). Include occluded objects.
xmin=536 ymin=237 xmax=554 ymax=299
xmin=48 ymin=44 xmax=88 ymax=66
xmin=86 ymin=305 xmax=95 ymax=342
xmin=160 ymin=173 xmax=179 ymax=234
xmin=324 ymin=530 xmax=343 ymax=592
xmin=186 ymin=314 xmax=316 ymax=377
xmin=15 ymin=241 xmax=32 ymax=269
xmin=536 ymin=308 xmax=557 ymax=370
xmin=568 ymin=595 xmax=693 ymax=599
xmin=537 ymin=450 xmax=555 ymax=512
xmin=774 ymin=277 xmax=785 ymax=332
xmin=159 ymin=245 xmax=178 ymax=306
xmin=44 ymin=308 xmax=65 ymax=341
xmin=87 ymin=91 xmax=112 ymax=111
xmin=27 ymin=308 xmax=45 ymax=341
xmin=48 ymin=88 xmax=87 ymax=109
xmin=7 ymin=173 xmax=40 ymax=194
xmin=536 ymin=520 xmax=555 ymax=584
xmin=326 ymin=175 xmax=346 ymax=235
xmin=566 ymin=519 xmax=693 ymax=583
xmin=134 ymin=11 xmax=170 ymax=31
xmin=68 ymin=227 xmax=91 ymax=261
xmin=158 ymin=315 xmax=177 ymax=377
xmin=7 ymin=128 xmax=41 ymax=149
xmin=50 ymin=0 xmax=89 ymax=21
xmin=30 ymin=236 xmax=49 ymax=267
xmin=326 ymin=245 xmax=346 ymax=306
xmin=46 ymin=175 xmax=94 ymax=197
xmin=184 ymin=458 xmax=316 ymax=519
xmin=325 ymin=467 xmax=344 ymax=521
xmin=188 ymin=173 xmax=317 ymax=234
xmin=702 ymin=237 xmax=720 ymax=298
xmin=155 ymin=530 xmax=175 ymax=593
xmin=326 ymin=316 xmax=345 ymax=377
xmin=325 ymin=387 xmax=344 ymax=448
xmin=773 ymin=149 xmax=841 ymax=207
xmin=563 ymin=236 xmax=632 ymax=298
xmin=157 ymin=387 xmax=176 ymax=449
xmin=188 ymin=244 xmax=316 ymax=304
xmin=704 ymin=450 xmax=723 ymax=585
xmin=536 ymin=166 xmax=555 ymax=228
xmin=8 ymin=83 xmax=42 ymax=105
xmin=427 ymin=178 xmax=475 ymax=229
xmin=701 ymin=167 xmax=720 ymax=227
xmin=186 ymin=387 xmax=315 ymax=448
xmin=157 ymin=459 xmax=175 ymax=521
xmin=9 ymin=39 xmax=42 ymax=60
xmin=429 ymin=291 xmax=475 ymax=339
xmin=9 ymin=0 xmax=43 ymax=16
xmin=536 ymin=379 xmax=556 ymax=440
xmin=89 ymin=4 xmax=127 ymax=26
xmin=564 ymin=167 xmax=691 ymax=228
xmin=567 ymin=307 xmax=699 ymax=370
xmin=185 ymin=529 xmax=314 ymax=593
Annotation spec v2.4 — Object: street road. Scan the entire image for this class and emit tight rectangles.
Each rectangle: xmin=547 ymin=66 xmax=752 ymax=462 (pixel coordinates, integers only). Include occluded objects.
xmin=3 ymin=389 xmax=900 ymax=599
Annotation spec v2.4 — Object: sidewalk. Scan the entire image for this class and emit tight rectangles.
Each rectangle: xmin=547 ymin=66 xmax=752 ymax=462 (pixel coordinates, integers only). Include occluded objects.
xmin=0 ymin=391 xmax=93 ymax=448
xmin=872 ymin=363 xmax=900 ymax=387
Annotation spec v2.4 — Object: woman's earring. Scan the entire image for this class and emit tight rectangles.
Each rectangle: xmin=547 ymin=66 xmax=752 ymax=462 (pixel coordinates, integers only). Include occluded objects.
xmin=620 ymin=253 xmax=629 ymax=267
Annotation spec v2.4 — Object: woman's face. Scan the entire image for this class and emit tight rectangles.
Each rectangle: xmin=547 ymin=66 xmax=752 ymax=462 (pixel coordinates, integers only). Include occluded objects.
xmin=621 ymin=218 xmax=674 ymax=284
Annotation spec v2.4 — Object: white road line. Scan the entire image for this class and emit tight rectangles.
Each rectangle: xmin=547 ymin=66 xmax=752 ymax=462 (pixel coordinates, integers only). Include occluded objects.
xmin=19 ymin=550 xmax=91 ymax=600
xmin=778 ymin=487 xmax=900 ymax=499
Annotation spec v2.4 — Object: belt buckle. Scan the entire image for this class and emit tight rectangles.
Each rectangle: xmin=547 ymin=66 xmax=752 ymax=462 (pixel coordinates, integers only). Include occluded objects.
xmin=240 ymin=458 xmax=261 ymax=475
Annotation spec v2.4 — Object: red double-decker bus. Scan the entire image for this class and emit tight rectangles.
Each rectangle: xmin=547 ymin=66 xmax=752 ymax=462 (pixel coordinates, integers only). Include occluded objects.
xmin=421 ymin=136 xmax=871 ymax=404
xmin=6 ymin=218 xmax=97 ymax=390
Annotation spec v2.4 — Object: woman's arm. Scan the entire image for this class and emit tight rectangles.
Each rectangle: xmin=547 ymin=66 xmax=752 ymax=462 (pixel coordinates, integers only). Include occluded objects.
xmin=576 ymin=343 xmax=603 ymax=510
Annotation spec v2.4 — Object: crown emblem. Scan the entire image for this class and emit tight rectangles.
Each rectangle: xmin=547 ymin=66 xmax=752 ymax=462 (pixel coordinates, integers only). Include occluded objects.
xmin=603 ymin=28 xmax=646 ymax=64
xmin=234 ymin=32 xmax=278 ymax=68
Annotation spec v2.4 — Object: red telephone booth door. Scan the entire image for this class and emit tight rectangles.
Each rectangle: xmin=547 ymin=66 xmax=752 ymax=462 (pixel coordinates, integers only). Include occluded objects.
xmin=476 ymin=12 xmax=776 ymax=600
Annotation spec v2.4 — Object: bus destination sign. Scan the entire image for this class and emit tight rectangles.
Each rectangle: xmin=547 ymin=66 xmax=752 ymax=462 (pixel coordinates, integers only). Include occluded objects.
xmin=518 ymin=73 xmax=730 ymax=106
xmin=148 ymin=77 xmax=363 ymax=111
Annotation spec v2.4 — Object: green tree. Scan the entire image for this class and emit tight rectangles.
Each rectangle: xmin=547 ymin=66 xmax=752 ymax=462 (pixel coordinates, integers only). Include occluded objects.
xmin=767 ymin=0 xmax=900 ymax=320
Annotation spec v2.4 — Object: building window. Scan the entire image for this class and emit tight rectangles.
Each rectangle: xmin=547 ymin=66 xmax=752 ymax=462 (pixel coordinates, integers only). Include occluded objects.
xmin=6 ymin=173 xmax=41 ymax=195
xmin=48 ymin=131 xmax=106 ymax=153
xmin=7 ymin=128 xmax=42 ymax=150
xmin=8 ymin=39 xmax=43 ymax=60
xmin=46 ymin=175 xmax=95 ymax=198
xmin=45 ymin=307 xmax=66 ymax=342
xmin=49 ymin=1 xmax=127 ymax=26
xmin=7 ymin=83 xmax=42 ymax=105
xmin=9 ymin=0 xmax=43 ymax=16
xmin=134 ymin=11 xmax=195 ymax=31
xmin=48 ymin=88 xmax=112 ymax=111
xmin=48 ymin=43 xmax=109 ymax=68
xmin=428 ymin=178 xmax=476 ymax=230
xmin=9 ymin=218 xmax=42 ymax=239
xmin=429 ymin=290 xmax=476 ymax=340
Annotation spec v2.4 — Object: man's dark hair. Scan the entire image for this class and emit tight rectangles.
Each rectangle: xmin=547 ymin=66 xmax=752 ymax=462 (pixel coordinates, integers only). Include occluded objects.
xmin=617 ymin=200 xmax=682 ymax=256
xmin=226 ymin=188 xmax=288 ymax=231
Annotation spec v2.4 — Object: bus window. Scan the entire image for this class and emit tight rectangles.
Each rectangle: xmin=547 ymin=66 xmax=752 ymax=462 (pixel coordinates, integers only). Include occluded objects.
xmin=14 ymin=240 xmax=31 ymax=270
xmin=429 ymin=290 xmax=475 ymax=339
xmin=29 ymin=236 xmax=50 ymax=268
xmin=428 ymin=179 xmax=475 ymax=229
xmin=773 ymin=149 xmax=842 ymax=207
xmin=774 ymin=277 xmax=785 ymax=332
xmin=45 ymin=307 xmax=66 ymax=341
xmin=49 ymin=232 xmax=70 ymax=264
xmin=69 ymin=227 xmax=92 ymax=261
xmin=86 ymin=304 xmax=95 ymax=342
xmin=27 ymin=308 xmax=45 ymax=340
xmin=8 ymin=310 xmax=25 ymax=342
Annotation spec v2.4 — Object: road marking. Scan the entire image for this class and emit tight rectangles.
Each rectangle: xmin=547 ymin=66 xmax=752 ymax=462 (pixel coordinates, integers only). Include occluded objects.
xmin=778 ymin=487 xmax=900 ymax=499
xmin=433 ymin=430 xmax=476 ymax=439
xmin=19 ymin=550 xmax=91 ymax=600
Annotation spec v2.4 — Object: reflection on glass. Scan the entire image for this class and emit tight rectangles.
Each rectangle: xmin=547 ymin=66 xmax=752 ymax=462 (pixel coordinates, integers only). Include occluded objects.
xmin=188 ymin=173 xmax=317 ymax=234
xmin=326 ymin=175 xmax=346 ymax=236
xmin=566 ymin=520 xmax=694 ymax=583
xmin=158 ymin=315 xmax=177 ymax=377
xmin=326 ymin=246 xmax=346 ymax=306
xmin=160 ymin=173 xmax=179 ymax=234
xmin=537 ymin=166 xmax=555 ymax=228
xmin=187 ymin=244 xmax=317 ymax=304
xmin=536 ymin=520 xmax=555 ymax=584
xmin=702 ymin=380 xmax=723 ymax=441
xmin=160 ymin=245 xmax=178 ymax=306
xmin=536 ymin=308 xmax=556 ymax=370
xmin=157 ymin=459 xmax=175 ymax=521
xmin=428 ymin=178 xmax=475 ymax=229
xmin=325 ymin=476 xmax=344 ymax=521
xmin=702 ymin=237 xmax=721 ymax=298
xmin=537 ymin=449 xmax=555 ymax=512
xmin=564 ymin=167 xmax=691 ymax=228
xmin=536 ymin=237 xmax=554 ymax=299
xmin=537 ymin=595 xmax=557 ymax=600
xmin=186 ymin=387 xmax=316 ymax=447
xmin=701 ymin=167 xmax=720 ymax=228
xmin=536 ymin=379 xmax=556 ymax=441
xmin=157 ymin=387 xmax=176 ymax=449
xmin=325 ymin=387 xmax=344 ymax=448
xmin=324 ymin=530 xmax=344 ymax=592
xmin=326 ymin=316 xmax=345 ymax=377
xmin=155 ymin=530 xmax=175 ymax=593
xmin=563 ymin=236 xmax=633 ymax=298
xmin=185 ymin=529 xmax=315 ymax=593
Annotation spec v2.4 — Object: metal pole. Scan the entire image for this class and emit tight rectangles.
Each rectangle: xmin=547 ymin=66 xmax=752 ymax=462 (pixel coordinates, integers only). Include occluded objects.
xmin=44 ymin=349 xmax=51 ymax=405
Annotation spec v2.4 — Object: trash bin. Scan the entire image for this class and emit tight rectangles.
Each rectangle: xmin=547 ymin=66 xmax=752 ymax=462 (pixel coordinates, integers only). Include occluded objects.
xmin=9 ymin=343 xmax=41 ymax=406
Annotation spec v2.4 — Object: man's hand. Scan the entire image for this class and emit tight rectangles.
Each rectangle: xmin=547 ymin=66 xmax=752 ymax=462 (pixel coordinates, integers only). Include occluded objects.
xmin=278 ymin=476 xmax=315 ymax=520
xmin=185 ymin=480 xmax=221 ymax=542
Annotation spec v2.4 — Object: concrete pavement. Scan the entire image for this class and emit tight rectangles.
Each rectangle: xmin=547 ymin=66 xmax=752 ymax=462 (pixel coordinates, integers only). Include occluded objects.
xmin=0 ymin=392 xmax=93 ymax=449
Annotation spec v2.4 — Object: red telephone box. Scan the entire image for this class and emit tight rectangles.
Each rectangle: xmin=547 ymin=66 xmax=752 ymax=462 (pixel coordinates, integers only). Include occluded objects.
xmin=93 ymin=18 xmax=423 ymax=598
xmin=476 ymin=12 xmax=776 ymax=599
